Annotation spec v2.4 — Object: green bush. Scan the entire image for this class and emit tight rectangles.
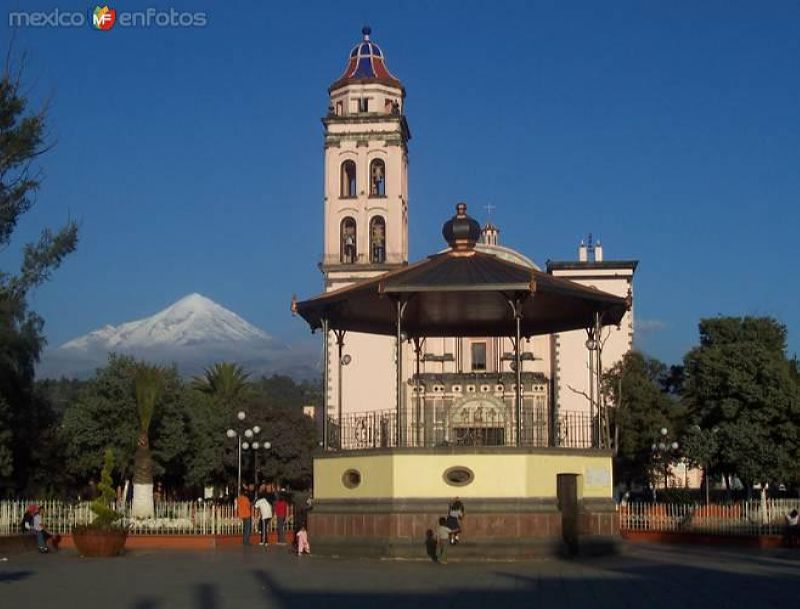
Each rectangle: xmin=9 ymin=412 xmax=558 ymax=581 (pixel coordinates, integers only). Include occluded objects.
xmin=89 ymin=448 xmax=123 ymax=529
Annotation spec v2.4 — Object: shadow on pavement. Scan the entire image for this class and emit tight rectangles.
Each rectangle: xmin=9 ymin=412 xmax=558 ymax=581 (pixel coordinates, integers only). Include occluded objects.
xmin=195 ymin=583 xmax=221 ymax=609
xmin=248 ymin=545 xmax=800 ymax=609
xmin=0 ymin=570 xmax=33 ymax=583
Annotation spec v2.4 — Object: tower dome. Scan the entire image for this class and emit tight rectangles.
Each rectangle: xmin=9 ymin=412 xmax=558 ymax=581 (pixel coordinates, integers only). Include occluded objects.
xmin=330 ymin=26 xmax=403 ymax=92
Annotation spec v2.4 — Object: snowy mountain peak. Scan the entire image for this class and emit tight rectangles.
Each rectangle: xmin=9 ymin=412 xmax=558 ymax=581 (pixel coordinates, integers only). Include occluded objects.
xmin=39 ymin=294 xmax=318 ymax=380
xmin=61 ymin=293 xmax=271 ymax=351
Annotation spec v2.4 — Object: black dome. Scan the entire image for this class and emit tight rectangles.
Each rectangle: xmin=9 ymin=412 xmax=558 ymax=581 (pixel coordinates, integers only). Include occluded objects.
xmin=442 ymin=203 xmax=481 ymax=251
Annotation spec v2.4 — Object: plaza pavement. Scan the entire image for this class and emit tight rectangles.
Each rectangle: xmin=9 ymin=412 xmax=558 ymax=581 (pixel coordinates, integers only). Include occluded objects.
xmin=1 ymin=542 xmax=798 ymax=609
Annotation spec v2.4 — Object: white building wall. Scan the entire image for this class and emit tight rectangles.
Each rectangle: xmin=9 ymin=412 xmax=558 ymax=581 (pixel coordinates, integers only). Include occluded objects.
xmin=550 ymin=267 xmax=635 ymax=415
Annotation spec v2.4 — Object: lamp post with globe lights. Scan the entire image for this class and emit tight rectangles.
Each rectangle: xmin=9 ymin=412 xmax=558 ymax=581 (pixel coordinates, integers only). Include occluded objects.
xmin=226 ymin=411 xmax=266 ymax=494
xmin=243 ymin=438 xmax=271 ymax=491
xmin=651 ymin=427 xmax=679 ymax=502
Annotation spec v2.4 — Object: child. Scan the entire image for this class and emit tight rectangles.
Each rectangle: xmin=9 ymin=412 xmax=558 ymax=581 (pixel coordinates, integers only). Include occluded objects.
xmin=435 ymin=517 xmax=452 ymax=564
xmin=296 ymin=524 xmax=311 ymax=556
xmin=447 ymin=497 xmax=464 ymax=544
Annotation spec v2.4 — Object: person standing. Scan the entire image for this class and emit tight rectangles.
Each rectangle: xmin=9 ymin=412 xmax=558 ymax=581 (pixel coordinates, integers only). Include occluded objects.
xmin=237 ymin=490 xmax=252 ymax=546
xmin=435 ymin=517 xmax=452 ymax=564
xmin=447 ymin=497 xmax=464 ymax=544
xmin=785 ymin=508 xmax=799 ymax=548
xmin=32 ymin=507 xmax=59 ymax=553
xmin=254 ymin=494 xmax=273 ymax=546
xmin=274 ymin=495 xmax=288 ymax=545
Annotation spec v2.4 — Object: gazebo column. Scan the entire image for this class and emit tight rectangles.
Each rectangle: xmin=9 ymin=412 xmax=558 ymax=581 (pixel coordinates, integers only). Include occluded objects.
xmin=334 ymin=329 xmax=346 ymax=449
xmin=507 ymin=296 xmax=524 ymax=447
xmin=395 ymin=299 xmax=407 ymax=447
xmin=594 ymin=311 xmax=604 ymax=448
xmin=585 ymin=312 xmax=604 ymax=449
xmin=412 ymin=337 xmax=425 ymax=447
xmin=321 ymin=317 xmax=330 ymax=451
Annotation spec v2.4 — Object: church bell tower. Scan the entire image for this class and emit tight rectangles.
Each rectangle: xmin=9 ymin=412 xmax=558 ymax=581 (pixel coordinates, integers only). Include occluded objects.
xmin=322 ymin=26 xmax=410 ymax=291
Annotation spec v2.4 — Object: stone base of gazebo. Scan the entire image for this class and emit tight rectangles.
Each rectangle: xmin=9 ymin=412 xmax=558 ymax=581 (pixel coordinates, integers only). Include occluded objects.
xmin=308 ymin=448 xmax=620 ymax=559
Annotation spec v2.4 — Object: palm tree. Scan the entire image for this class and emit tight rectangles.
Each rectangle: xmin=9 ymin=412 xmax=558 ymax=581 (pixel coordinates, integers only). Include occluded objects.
xmin=192 ymin=362 xmax=252 ymax=493
xmin=192 ymin=362 xmax=251 ymax=406
xmin=131 ymin=364 xmax=165 ymax=518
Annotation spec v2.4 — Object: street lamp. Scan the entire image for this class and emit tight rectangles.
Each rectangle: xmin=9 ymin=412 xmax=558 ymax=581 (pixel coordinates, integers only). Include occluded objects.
xmin=226 ymin=411 xmax=265 ymax=494
xmin=688 ymin=424 xmax=719 ymax=505
xmin=651 ymin=427 xmax=679 ymax=501
xmin=244 ymin=440 xmax=272 ymax=491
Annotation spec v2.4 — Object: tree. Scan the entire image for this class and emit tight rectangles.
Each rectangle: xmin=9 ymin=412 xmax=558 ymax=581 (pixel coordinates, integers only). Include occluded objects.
xmin=192 ymin=362 xmax=251 ymax=407
xmin=255 ymin=403 xmax=317 ymax=489
xmin=61 ymin=355 xmax=189 ymax=498
xmin=682 ymin=317 xmax=800 ymax=495
xmin=0 ymin=60 xmax=78 ymax=492
xmin=680 ymin=425 xmax=719 ymax=504
xmin=252 ymin=374 xmax=320 ymax=412
xmin=604 ymin=352 xmax=680 ymax=488
xmin=187 ymin=362 xmax=252 ymax=493
xmin=131 ymin=364 xmax=165 ymax=517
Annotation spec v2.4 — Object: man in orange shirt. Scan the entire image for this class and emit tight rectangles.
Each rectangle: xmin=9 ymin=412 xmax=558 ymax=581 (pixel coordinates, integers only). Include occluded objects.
xmin=237 ymin=490 xmax=252 ymax=546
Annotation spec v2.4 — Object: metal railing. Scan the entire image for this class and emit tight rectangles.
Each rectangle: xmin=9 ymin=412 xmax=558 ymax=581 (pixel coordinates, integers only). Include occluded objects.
xmin=319 ymin=253 xmax=405 ymax=267
xmin=0 ymin=500 xmax=295 ymax=537
xmin=331 ymin=408 xmax=595 ymax=450
xmin=619 ymin=500 xmax=800 ymax=536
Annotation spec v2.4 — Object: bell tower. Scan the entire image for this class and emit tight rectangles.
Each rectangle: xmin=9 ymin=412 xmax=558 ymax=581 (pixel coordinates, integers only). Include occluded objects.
xmin=322 ymin=26 xmax=410 ymax=291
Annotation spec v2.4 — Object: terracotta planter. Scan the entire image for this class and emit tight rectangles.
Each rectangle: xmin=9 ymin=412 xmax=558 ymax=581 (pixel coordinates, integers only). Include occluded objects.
xmin=72 ymin=526 xmax=128 ymax=557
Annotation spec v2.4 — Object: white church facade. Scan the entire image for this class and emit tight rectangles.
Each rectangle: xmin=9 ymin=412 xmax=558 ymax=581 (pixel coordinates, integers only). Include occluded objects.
xmin=318 ymin=28 xmax=637 ymax=449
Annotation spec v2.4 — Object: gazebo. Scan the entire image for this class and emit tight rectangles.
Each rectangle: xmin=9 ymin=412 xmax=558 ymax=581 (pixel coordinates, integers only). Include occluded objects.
xmin=293 ymin=204 xmax=629 ymax=558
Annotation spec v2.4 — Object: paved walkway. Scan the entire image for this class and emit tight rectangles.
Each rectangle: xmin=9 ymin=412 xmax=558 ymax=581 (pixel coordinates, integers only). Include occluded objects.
xmin=1 ymin=542 xmax=798 ymax=609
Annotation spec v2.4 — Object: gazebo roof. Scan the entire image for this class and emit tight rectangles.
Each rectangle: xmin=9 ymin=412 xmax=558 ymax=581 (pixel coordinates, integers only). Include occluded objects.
xmin=294 ymin=206 xmax=630 ymax=338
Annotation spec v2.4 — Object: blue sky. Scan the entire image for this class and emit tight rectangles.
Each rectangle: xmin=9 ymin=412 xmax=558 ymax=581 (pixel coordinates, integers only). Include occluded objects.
xmin=2 ymin=0 xmax=799 ymax=366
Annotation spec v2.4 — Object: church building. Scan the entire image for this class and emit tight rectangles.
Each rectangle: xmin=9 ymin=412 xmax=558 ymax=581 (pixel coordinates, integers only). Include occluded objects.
xmin=319 ymin=27 xmax=637 ymax=449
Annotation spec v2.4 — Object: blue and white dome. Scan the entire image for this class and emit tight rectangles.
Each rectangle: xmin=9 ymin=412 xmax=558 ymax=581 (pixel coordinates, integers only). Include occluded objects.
xmin=331 ymin=26 xmax=403 ymax=91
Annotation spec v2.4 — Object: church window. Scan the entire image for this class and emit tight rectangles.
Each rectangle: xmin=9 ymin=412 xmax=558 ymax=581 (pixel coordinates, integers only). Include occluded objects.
xmin=471 ymin=342 xmax=487 ymax=371
xmin=358 ymin=98 xmax=369 ymax=113
xmin=370 ymin=216 xmax=386 ymax=263
xmin=340 ymin=161 xmax=357 ymax=198
xmin=341 ymin=217 xmax=357 ymax=264
xmin=335 ymin=101 xmax=343 ymax=116
xmin=369 ymin=159 xmax=386 ymax=197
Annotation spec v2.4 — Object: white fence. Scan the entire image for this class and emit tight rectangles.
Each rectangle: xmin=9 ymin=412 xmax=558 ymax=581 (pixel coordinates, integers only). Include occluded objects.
xmin=0 ymin=500 xmax=295 ymax=536
xmin=620 ymin=499 xmax=800 ymax=536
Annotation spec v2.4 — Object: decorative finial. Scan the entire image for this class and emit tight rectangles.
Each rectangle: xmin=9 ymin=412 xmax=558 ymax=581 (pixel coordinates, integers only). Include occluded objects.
xmin=362 ymin=25 xmax=372 ymax=40
xmin=443 ymin=203 xmax=481 ymax=253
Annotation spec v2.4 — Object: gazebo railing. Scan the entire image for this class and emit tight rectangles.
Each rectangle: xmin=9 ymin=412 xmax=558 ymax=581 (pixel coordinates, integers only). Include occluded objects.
xmin=330 ymin=408 xmax=595 ymax=450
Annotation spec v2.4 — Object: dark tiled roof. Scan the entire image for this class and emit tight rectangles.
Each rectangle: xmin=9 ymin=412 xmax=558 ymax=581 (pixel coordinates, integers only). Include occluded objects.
xmin=295 ymin=250 xmax=629 ymax=338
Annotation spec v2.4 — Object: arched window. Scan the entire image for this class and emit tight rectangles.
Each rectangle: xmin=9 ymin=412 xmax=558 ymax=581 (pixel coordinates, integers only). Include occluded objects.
xmin=341 ymin=217 xmax=357 ymax=264
xmin=369 ymin=159 xmax=386 ymax=197
xmin=370 ymin=216 xmax=386 ymax=264
xmin=340 ymin=160 xmax=356 ymax=198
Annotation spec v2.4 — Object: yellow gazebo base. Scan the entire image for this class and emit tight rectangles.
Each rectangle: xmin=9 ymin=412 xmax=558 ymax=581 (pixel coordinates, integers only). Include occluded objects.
xmin=308 ymin=447 xmax=620 ymax=559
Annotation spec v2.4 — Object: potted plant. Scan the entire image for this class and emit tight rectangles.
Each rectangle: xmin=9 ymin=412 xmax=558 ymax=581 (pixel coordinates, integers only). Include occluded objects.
xmin=72 ymin=448 xmax=128 ymax=557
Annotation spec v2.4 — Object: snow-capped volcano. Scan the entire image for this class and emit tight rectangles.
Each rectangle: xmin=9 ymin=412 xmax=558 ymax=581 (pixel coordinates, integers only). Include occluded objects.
xmin=38 ymin=293 xmax=317 ymax=380
xmin=61 ymin=293 xmax=271 ymax=351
